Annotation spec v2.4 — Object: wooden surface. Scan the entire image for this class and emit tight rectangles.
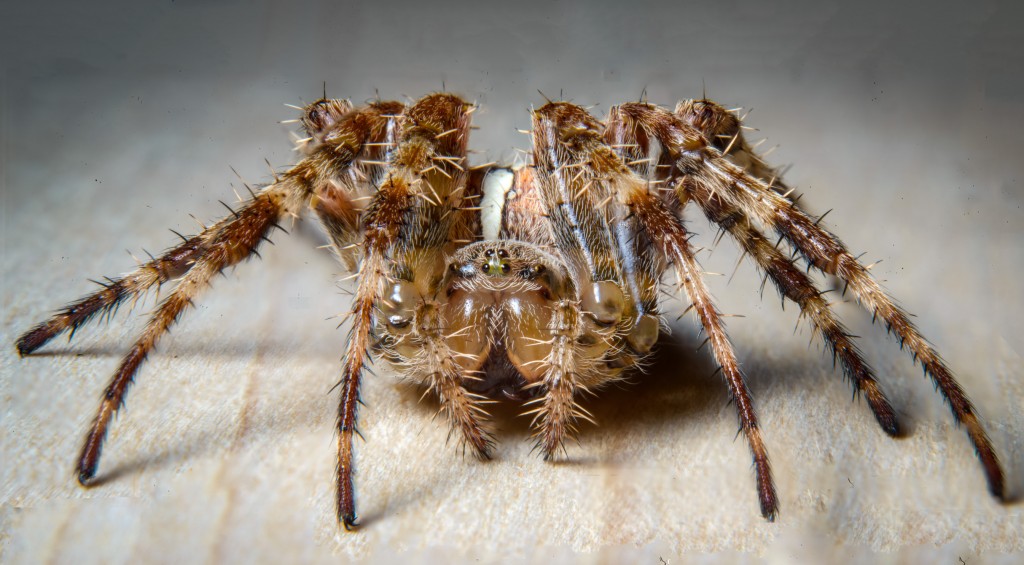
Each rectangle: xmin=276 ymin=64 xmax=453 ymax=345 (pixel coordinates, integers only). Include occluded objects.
xmin=3 ymin=2 xmax=1024 ymax=563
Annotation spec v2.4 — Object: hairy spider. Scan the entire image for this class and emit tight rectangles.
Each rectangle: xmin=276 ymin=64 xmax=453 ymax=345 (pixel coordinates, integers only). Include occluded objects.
xmin=15 ymin=92 xmax=1006 ymax=530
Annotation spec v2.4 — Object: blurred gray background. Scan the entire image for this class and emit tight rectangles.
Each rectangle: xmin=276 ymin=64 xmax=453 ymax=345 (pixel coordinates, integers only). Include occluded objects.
xmin=2 ymin=1 xmax=1023 ymax=563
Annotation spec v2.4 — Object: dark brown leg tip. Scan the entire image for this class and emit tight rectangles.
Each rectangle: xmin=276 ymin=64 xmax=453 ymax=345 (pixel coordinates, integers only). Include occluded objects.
xmin=15 ymin=340 xmax=35 ymax=357
xmin=77 ymin=469 xmax=95 ymax=487
xmin=341 ymin=514 xmax=360 ymax=531
xmin=15 ymin=327 xmax=50 ymax=356
xmin=878 ymin=415 xmax=901 ymax=438
xmin=988 ymin=480 xmax=1007 ymax=503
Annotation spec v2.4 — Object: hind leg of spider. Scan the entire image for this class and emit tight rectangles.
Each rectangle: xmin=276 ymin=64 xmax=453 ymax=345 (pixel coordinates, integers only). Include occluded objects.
xmin=655 ymin=99 xmax=999 ymax=501
xmin=608 ymin=98 xmax=1004 ymax=501
xmin=606 ymin=102 xmax=898 ymax=435
xmin=695 ymin=142 xmax=1004 ymax=500
xmin=626 ymin=183 xmax=779 ymax=520
xmin=77 ymin=186 xmax=296 ymax=485
xmin=16 ymin=232 xmax=207 ymax=356
xmin=683 ymin=176 xmax=899 ymax=434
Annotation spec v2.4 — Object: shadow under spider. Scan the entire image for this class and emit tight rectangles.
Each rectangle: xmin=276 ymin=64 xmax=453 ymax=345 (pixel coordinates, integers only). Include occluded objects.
xmin=70 ymin=322 xmax=1021 ymax=514
xmin=397 ymin=331 xmax=745 ymax=458
xmin=395 ymin=327 xmax=870 ymax=460
xmin=86 ymin=382 xmax=332 ymax=487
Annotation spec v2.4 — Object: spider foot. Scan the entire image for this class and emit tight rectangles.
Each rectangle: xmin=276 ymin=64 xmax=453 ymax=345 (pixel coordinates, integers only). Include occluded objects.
xmin=341 ymin=513 xmax=360 ymax=531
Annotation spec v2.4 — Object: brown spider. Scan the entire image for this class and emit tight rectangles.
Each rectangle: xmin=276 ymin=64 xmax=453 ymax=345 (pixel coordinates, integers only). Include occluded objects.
xmin=15 ymin=92 xmax=1006 ymax=530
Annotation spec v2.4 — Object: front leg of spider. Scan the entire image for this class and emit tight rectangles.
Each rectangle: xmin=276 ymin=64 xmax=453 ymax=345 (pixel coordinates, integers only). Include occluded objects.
xmin=334 ymin=93 xmax=485 ymax=530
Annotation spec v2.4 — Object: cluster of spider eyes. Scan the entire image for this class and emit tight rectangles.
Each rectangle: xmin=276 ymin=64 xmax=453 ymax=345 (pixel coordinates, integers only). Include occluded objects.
xmin=481 ymin=248 xmax=512 ymax=275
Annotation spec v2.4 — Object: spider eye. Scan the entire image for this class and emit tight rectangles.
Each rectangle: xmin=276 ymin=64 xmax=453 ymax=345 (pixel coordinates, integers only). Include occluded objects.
xmin=497 ymin=249 xmax=509 ymax=259
xmin=481 ymin=263 xmax=491 ymax=273
xmin=484 ymin=249 xmax=494 ymax=258
xmin=501 ymin=263 xmax=511 ymax=274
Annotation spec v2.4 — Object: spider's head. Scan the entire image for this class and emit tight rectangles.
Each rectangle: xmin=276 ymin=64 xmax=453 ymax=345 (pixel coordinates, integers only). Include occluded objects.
xmin=480 ymin=247 xmax=513 ymax=277
xmin=439 ymin=241 xmax=576 ymax=386
xmin=443 ymin=241 xmax=570 ymax=299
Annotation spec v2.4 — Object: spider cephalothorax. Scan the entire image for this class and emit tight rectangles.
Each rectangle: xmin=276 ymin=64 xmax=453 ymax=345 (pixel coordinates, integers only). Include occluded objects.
xmin=15 ymin=91 xmax=1006 ymax=530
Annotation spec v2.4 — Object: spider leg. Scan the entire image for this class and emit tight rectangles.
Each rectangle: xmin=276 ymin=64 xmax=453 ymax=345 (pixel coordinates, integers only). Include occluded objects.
xmin=685 ymin=178 xmax=900 ymax=434
xmin=58 ymin=96 xmax=397 ymax=496
xmin=529 ymin=102 xmax=667 ymax=344
xmin=308 ymin=100 xmax=406 ymax=271
xmin=530 ymin=104 xmax=622 ymax=286
xmin=695 ymin=142 xmax=1004 ymax=501
xmin=528 ymin=104 xmax=638 ymax=457
xmin=675 ymin=98 xmax=790 ymax=194
xmin=371 ymin=167 xmax=495 ymax=459
xmin=16 ymin=97 xmax=395 ymax=357
xmin=530 ymin=101 xmax=776 ymax=517
xmin=16 ymin=233 xmax=206 ymax=355
xmin=617 ymin=99 xmax=1005 ymax=500
xmin=335 ymin=185 xmax=400 ymax=529
xmin=411 ymin=303 xmax=496 ymax=457
xmin=335 ymin=93 xmax=481 ymax=529
xmin=605 ymin=102 xmax=900 ymax=435
xmin=76 ymin=182 xmax=301 ymax=485
xmin=522 ymin=298 xmax=592 ymax=458
xmin=631 ymin=181 xmax=778 ymax=519
xmin=404 ymin=98 xmax=495 ymax=456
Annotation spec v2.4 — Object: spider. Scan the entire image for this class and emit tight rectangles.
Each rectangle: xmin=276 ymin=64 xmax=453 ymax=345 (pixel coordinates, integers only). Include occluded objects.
xmin=15 ymin=91 xmax=1006 ymax=530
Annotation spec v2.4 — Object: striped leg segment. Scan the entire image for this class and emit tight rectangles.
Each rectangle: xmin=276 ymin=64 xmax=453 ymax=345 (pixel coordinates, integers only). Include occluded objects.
xmin=78 ymin=185 xmax=297 ymax=484
xmin=335 ymin=93 xmax=482 ymax=528
xmin=627 ymin=97 xmax=1004 ymax=500
xmin=624 ymin=182 xmax=779 ymax=521
xmin=16 ymin=234 xmax=205 ymax=356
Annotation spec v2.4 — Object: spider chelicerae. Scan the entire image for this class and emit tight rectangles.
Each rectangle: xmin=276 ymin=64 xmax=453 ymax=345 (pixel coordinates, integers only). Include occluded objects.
xmin=15 ymin=91 xmax=1006 ymax=530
